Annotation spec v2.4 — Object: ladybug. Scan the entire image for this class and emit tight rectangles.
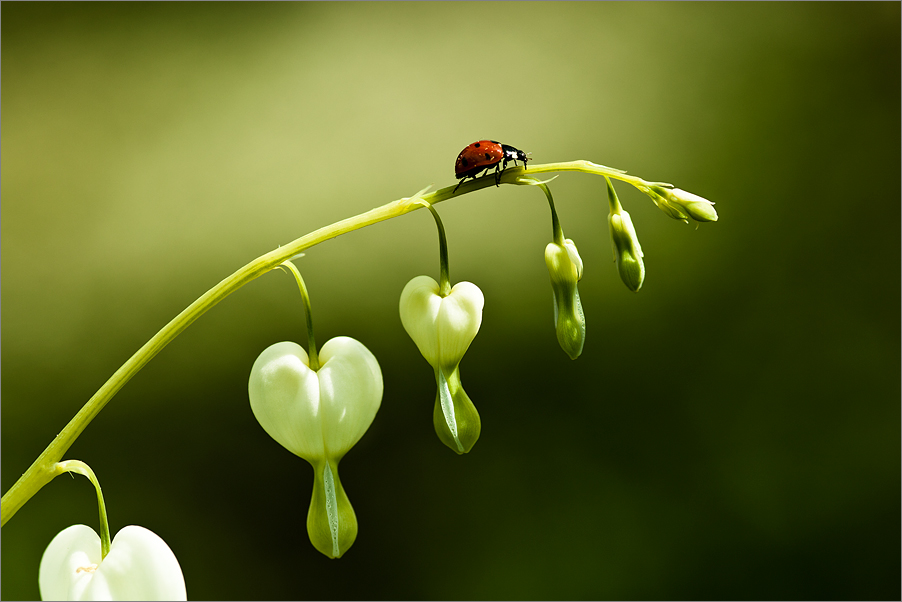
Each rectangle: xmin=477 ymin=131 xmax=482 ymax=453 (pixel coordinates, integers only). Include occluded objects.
xmin=453 ymin=140 xmax=529 ymax=192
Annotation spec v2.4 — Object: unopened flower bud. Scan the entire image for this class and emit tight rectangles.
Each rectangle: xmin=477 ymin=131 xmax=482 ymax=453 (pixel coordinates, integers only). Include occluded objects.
xmin=607 ymin=179 xmax=645 ymax=292
xmin=667 ymin=188 xmax=718 ymax=222
xmin=544 ymin=239 xmax=586 ymax=359
xmin=609 ymin=210 xmax=645 ymax=292
xmin=646 ymin=185 xmax=717 ymax=223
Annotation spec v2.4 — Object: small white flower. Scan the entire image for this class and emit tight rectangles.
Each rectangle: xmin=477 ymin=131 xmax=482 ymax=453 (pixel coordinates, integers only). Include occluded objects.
xmin=399 ymin=276 xmax=483 ymax=373
xmin=249 ymin=337 xmax=382 ymax=462
xmin=39 ymin=524 xmax=186 ymax=601
xmin=248 ymin=336 xmax=382 ymax=558
xmin=400 ymin=275 xmax=484 ymax=453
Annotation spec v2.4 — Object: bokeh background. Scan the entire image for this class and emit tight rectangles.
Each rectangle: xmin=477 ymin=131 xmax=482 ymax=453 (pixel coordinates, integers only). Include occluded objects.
xmin=2 ymin=3 xmax=899 ymax=600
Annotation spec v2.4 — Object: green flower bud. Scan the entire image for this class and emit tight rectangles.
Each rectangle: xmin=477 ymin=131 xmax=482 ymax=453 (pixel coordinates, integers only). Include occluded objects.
xmin=647 ymin=188 xmax=689 ymax=222
xmin=607 ymin=179 xmax=645 ymax=292
xmin=544 ymin=238 xmax=586 ymax=359
xmin=400 ymin=275 xmax=484 ymax=454
xmin=646 ymin=186 xmax=718 ymax=223
xmin=609 ymin=211 xmax=645 ymax=292
xmin=667 ymin=188 xmax=718 ymax=222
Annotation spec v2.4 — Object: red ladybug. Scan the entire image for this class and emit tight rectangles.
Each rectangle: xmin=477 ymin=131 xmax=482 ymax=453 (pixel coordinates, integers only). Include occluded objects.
xmin=453 ymin=140 xmax=529 ymax=192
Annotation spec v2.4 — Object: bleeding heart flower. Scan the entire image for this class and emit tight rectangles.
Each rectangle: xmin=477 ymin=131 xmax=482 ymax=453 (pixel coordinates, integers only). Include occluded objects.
xmin=248 ymin=336 xmax=382 ymax=558
xmin=39 ymin=524 xmax=186 ymax=601
xmin=399 ymin=275 xmax=484 ymax=454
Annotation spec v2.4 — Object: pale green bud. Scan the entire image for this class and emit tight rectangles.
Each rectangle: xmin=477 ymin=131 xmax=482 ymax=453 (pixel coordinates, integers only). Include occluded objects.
xmin=608 ymin=209 xmax=645 ymax=292
xmin=544 ymin=239 xmax=586 ymax=359
xmin=667 ymin=188 xmax=718 ymax=222
xmin=647 ymin=186 xmax=718 ymax=223
xmin=399 ymin=275 xmax=484 ymax=453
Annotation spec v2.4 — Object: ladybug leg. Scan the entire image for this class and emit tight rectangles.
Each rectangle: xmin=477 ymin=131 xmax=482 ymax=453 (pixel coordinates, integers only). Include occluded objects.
xmin=495 ymin=161 xmax=507 ymax=186
xmin=453 ymin=178 xmax=467 ymax=193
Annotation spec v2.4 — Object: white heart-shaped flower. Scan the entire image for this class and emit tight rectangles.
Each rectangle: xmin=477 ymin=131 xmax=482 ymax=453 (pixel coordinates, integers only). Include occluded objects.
xmin=399 ymin=275 xmax=484 ymax=453
xmin=248 ymin=336 xmax=383 ymax=558
xmin=399 ymin=275 xmax=484 ymax=373
xmin=248 ymin=336 xmax=382 ymax=462
xmin=39 ymin=524 xmax=186 ymax=601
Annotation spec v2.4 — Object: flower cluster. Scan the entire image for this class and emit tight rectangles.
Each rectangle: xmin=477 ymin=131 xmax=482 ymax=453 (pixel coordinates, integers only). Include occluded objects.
xmin=243 ymin=179 xmax=717 ymax=558
xmin=35 ymin=172 xmax=718 ymax=597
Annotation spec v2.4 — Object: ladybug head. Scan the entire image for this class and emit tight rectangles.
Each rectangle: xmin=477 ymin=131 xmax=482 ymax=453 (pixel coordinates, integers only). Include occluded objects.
xmin=500 ymin=144 xmax=529 ymax=166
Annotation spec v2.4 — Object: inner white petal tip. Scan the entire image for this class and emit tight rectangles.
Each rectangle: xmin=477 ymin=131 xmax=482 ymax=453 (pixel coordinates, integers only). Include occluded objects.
xmin=323 ymin=463 xmax=340 ymax=558
xmin=437 ymin=369 xmax=464 ymax=452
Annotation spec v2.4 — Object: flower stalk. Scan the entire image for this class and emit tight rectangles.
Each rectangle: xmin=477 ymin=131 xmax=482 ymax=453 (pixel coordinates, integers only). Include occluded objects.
xmin=423 ymin=202 xmax=452 ymax=296
xmin=521 ymin=177 xmax=587 ymax=359
xmin=2 ymin=159 xmax=713 ymax=525
xmin=279 ymin=259 xmax=320 ymax=370
xmin=607 ymin=177 xmax=646 ymax=292
xmin=54 ymin=461 xmax=111 ymax=559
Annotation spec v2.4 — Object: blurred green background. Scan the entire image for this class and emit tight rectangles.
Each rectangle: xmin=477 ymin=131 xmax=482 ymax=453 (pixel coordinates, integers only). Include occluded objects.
xmin=2 ymin=3 xmax=899 ymax=600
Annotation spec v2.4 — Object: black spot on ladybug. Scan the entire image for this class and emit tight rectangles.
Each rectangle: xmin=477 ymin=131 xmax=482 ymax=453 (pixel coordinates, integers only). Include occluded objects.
xmin=473 ymin=142 xmax=481 ymax=148
xmin=461 ymin=157 xmax=468 ymax=166
xmin=484 ymin=153 xmax=491 ymax=160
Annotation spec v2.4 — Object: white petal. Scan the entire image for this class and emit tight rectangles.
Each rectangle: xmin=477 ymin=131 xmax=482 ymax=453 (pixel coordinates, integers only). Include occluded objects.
xmin=317 ymin=336 xmax=383 ymax=457
xmin=40 ymin=525 xmax=186 ymax=601
xmin=39 ymin=525 xmax=100 ymax=601
xmin=89 ymin=526 xmax=186 ymax=601
xmin=399 ymin=276 xmax=442 ymax=366
xmin=671 ymin=188 xmax=712 ymax=205
xmin=436 ymin=281 xmax=484 ymax=369
xmin=563 ymin=239 xmax=584 ymax=279
xmin=248 ymin=341 xmax=324 ymax=460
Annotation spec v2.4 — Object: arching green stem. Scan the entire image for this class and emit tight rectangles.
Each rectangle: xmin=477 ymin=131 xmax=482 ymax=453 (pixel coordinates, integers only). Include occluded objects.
xmin=55 ymin=460 xmax=111 ymax=559
xmin=0 ymin=160 xmax=694 ymax=526
xmin=280 ymin=260 xmax=319 ymax=371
